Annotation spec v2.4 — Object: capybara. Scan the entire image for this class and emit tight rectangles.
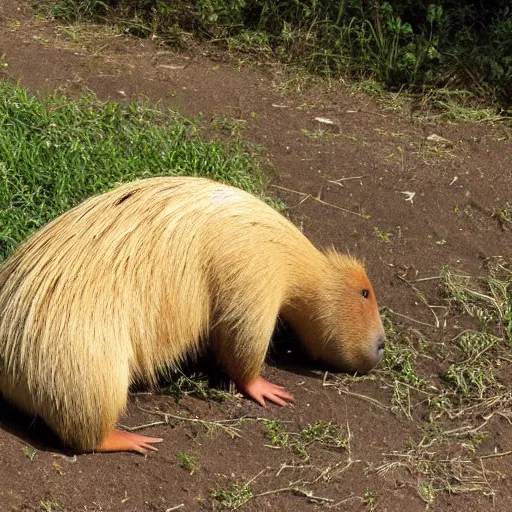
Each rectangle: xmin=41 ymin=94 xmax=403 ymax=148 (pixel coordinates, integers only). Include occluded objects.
xmin=0 ymin=177 xmax=385 ymax=453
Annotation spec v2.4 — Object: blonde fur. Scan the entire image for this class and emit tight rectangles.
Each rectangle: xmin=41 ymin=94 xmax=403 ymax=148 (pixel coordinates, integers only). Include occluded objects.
xmin=0 ymin=177 xmax=384 ymax=452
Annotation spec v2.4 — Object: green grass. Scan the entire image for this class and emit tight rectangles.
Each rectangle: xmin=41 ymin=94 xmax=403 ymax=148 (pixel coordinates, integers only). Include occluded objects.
xmin=22 ymin=446 xmax=37 ymax=461
xmin=358 ymin=258 xmax=512 ymax=502
xmin=176 ymin=452 xmax=196 ymax=473
xmin=0 ymin=82 xmax=266 ymax=260
xmin=212 ymin=483 xmax=253 ymax=509
xmin=40 ymin=1 xmax=512 ymax=111
xmin=163 ymin=369 xmax=233 ymax=403
xmin=263 ymin=419 xmax=347 ymax=459
xmin=494 ymin=202 xmax=512 ymax=226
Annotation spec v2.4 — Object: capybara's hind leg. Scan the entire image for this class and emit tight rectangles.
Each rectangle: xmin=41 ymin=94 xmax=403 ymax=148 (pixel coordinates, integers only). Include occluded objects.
xmin=97 ymin=429 xmax=163 ymax=454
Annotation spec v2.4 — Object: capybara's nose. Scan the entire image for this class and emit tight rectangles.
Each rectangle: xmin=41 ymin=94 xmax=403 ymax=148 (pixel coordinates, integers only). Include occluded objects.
xmin=375 ymin=335 xmax=386 ymax=362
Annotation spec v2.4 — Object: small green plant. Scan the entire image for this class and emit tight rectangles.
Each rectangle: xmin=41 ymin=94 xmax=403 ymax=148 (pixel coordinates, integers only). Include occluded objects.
xmin=164 ymin=370 xmax=232 ymax=403
xmin=300 ymin=421 xmax=347 ymax=449
xmin=212 ymin=483 xmax=253 ymax=508
xmin=22 ymin=446 xmax=36 ymax=460
xmin=264 ymin=419 xmax=289 ymax=448
xmin=264 ymin=419 xmax=346 ymax=459
xmin=373 ymin=226 xmax=393 ymax=243
xmin=39 ymin=502 xmax=66 ymax=512
xmin=444 ymin=358 xmax=496 ymax=398
xmin=176 ymin=452 xmax=196 ymax=473
xmin=441 ymin=261 xmax=511 ymax=341
xmin=380 ymin=316 xmax=427 ymax=417
xmin=363 ymin=490 xmax=376 ymax=506
xmin=494 ymin=202 xmax=512 ymax=225
xmin=418 ymin=480 xmax=436 ymax=504
xmin=211 ymin=116 xmax=248 ymax=137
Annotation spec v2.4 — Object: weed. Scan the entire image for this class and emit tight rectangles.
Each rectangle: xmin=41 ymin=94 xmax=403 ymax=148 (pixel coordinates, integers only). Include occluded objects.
xmin=300 ymin=421 xmax=347 ymax=449
xmin=363 ymin=490 xmax=376 ymax=507
xmin=211 ymin=116 xmax=247 ymax=137
xmin=494 ymin=202 xmax=512 ymax=226
xmin=176 ymin=452 xmax=196 ymax=473
xmin=418 ymin=480 xmax=436 ymax=504
xmin=263 ymin=419 xmax=289 ymax=448
xmin=441 ymin=261 xmax=512 ymax=341
xmin=373 ymin=226 xmax=393 ymax=243
xmin=212 ymin=483 xmax=253 ymax=508
xmin=40 ymin=502 xmax=67 ymax=512
xmin=263 ymin=419 xmax=346 ymax=459
xmin=22 ymin=446 xmax=37 ymax=460
xmin=163 ymin=370 xmax=233 ymax=403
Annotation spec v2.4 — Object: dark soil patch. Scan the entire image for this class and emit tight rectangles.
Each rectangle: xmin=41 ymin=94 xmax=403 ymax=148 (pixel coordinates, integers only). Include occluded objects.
xmin=0 ymin=2 xmax=511 ymax=511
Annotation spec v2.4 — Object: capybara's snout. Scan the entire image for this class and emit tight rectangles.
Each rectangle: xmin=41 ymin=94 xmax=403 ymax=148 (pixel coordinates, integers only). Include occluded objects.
xmin=352 ymin=329 xmax=387 ymax=375
xmin=373 ymin=333 xmax=386 ymax=365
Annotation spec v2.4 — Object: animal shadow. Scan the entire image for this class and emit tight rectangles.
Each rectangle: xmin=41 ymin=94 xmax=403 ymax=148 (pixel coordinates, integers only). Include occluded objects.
xmin=0 ymin=397 xmax=71 ymax=455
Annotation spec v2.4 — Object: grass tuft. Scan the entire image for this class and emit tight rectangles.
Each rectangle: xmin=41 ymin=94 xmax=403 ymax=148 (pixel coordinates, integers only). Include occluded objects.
xmin=212 ymin=483 xmax=253 ymax=509
xmin=263 ymin=419 xmax=347 ymax=459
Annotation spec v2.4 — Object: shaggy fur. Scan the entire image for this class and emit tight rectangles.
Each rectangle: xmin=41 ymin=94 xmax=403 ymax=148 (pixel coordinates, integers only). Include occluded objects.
xmin=0 ymin=177 xmax=384 ymax=452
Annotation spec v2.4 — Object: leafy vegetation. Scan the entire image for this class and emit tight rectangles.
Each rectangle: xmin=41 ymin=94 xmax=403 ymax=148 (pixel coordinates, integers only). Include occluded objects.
xmin=264 ymin=419 xmax=347 ymax=459
xmin=211 ymin=483 xmax=253 ymax=508
xmin=176 ymin=452 xmax=197 ymax=473
xmin=40 ymin=0 xmax=512 ymax=109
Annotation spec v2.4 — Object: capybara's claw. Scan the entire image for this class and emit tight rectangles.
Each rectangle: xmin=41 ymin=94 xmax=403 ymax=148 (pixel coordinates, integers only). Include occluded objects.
xmin=236 ymin=376 xmax=294 ymax=407
xmin=96 ymin=429 xmax=163 ymax=454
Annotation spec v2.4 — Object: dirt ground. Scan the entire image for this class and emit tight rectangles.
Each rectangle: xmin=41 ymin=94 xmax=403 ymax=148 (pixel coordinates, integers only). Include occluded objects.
xmin=0 ymin=2 xmax=511 ymax=511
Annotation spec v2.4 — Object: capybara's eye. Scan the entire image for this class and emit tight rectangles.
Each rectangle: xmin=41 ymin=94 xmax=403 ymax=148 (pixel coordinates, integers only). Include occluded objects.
xmin=361 ymin=289 xmax=370 ymax=299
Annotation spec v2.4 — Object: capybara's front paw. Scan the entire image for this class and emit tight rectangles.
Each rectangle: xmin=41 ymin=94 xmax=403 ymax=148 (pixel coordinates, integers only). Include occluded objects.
xmin=236 ymin=376 xmax=294 ymax=407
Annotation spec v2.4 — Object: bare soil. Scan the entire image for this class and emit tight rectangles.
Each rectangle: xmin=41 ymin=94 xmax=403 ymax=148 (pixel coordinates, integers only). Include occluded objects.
xmin=0 ymin=2 xmax=511 ymax=511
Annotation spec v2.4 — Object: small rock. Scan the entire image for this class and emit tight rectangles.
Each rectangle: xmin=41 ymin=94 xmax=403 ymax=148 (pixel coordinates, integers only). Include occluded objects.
xmin=314 ymin=116 xmax=335 ymax=125
xmin=157 ymin=64 xmax=186 ymax=70
xmin=427 ymin=133 xmax=453 ymax=147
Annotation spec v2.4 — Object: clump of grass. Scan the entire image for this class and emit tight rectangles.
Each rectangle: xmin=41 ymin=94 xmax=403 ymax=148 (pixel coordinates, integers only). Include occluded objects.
xmin=441 ymin=260 xmax=511 ymax=343
xmin=263 ymin=419 xmax=289 ymax=448
xmin=176 ymin=452 xmax=196 ymax=473
xmin=22 ymin=446 xmax=37 ymax=460
xmin=212 ymin=483 xmax=253 ymax=509
xmin=40 ymin=502 xmax=67 ymax=512
xmin=211 ymin=116 xmax=248 ymax=137
xmin=373 ymin=227 xmax=393 ymax=243
xmin=0 ymin=83 xmax=266 ymax=260
xmin=493 ymin=202 xmax=512 ymax=226
xmin=263 ymin=420 xmax=347 ymax=459
xmin=439 ymin=261 xmax=511 ymax=400
xmin=378 ymin=315 xmax=428 ymax=417
xmin=163 ymin=370 xmax=233 ymax=403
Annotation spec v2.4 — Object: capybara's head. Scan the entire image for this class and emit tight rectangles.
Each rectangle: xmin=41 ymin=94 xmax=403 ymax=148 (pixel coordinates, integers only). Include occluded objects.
xmin=310 ymin=251 xmax=386 ymax=374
